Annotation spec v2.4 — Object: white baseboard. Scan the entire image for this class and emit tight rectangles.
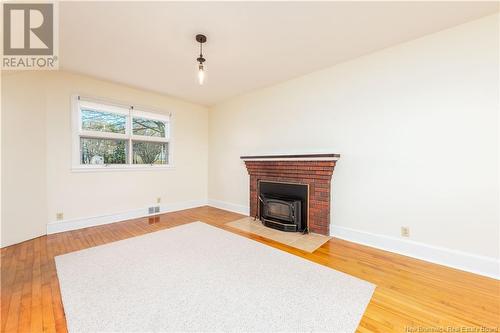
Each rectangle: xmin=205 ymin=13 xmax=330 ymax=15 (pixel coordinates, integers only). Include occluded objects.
xmin=207 ymin=199 xmax=250 ymax=215
xmin=160 ymin=200 xmax=208 ymax=214
xmin=47 ymin=199 xmax=208 ymax=235
xmin=205 ymin=200 xmax=499 ymax=279
xmin=331 ymin=225 xmax=499 ymax=280
xmin=46 ymin=198 xmax=499 ymax=279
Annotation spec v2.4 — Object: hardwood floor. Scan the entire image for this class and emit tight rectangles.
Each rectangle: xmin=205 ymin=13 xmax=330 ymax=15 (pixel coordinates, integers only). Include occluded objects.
xmin=1 ymin=206 xmax=499 ymax=332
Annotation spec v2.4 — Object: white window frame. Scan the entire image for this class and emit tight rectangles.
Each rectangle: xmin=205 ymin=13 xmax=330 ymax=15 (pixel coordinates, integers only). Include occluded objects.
xmin=71 ymin=95 xmax=173 ymax=171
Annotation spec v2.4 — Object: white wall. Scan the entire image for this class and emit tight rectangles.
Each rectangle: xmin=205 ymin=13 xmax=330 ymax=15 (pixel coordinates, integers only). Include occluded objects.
xmin=208 ymin=14 xmax=499 ymax=265
xmin=2 ymin=71 xmax=209 ymax=247
xmin=2 ymin=72 xmax=48 ymax=247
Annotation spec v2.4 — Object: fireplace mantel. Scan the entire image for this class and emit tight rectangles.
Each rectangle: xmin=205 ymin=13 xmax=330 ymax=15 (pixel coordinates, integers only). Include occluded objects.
xmin=242 ymin=154 xmax=340 ymax=235
xmin=241 ymin=153 xmax=340 ymax=161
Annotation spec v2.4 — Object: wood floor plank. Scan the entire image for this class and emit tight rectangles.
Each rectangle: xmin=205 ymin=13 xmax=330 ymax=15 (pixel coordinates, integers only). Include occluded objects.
xmin=1 ymin=206 xmax=499 ymax=333
xmin=40 ymin=234 xmax=56 ymax=333
xmin=30 ymin=237 xmax=43 ymax=333
xmin=18 ymin=241 xmax=34 ymax=332
xmin=4 ymin=243 xmax=27 ymax=333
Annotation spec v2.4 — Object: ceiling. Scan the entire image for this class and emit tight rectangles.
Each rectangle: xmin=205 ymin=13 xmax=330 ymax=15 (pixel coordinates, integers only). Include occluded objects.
xmin=59 ymin=2 xmax=499 ymax=106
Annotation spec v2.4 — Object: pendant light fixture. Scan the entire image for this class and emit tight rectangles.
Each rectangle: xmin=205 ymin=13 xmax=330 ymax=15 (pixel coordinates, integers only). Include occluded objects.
xmin=195 ymin=34 xmax=207 ymax=85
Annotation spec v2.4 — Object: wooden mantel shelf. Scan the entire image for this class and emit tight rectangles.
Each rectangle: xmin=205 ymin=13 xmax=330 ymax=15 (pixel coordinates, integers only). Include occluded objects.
xmin=240 ymin=153 xmax=340 ymax=161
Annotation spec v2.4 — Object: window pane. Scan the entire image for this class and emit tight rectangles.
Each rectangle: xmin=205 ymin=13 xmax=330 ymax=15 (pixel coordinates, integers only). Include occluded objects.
xmin=132 ymin=117 xmax=166 ymax=137
xmin=132 ymin=141 xmax=168 ymax=165
xmin=81 ymin=109 xmax=126 ymax=134
xmin=80 ymin=138 xmax=127 ymax=165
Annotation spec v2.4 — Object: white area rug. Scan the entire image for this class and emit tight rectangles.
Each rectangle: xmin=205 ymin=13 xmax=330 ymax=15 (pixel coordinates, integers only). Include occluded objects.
xmin=55 ymin=222 xmax=375 ymax=332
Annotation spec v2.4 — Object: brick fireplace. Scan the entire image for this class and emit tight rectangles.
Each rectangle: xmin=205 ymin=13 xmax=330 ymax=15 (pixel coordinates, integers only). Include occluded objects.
xmin=241 ymin=154 xmax=340 ymax=235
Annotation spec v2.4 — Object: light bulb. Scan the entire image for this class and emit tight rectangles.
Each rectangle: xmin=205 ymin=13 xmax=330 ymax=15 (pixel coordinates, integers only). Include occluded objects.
xmin=198 ymin=64 xmax=205 ymax=85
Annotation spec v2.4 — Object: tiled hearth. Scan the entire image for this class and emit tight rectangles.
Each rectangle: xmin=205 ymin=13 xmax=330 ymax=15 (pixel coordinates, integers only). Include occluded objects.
xmin=241 ymin=154 xmax=340 ymax=235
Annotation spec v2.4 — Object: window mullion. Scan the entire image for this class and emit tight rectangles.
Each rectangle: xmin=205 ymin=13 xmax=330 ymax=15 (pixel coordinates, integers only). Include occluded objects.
xmin=128 ymin=138 xmax=133 ymax=164
xmin=130 ymin=135 xmax=168 ymax=143
xmin=79 ymin=131 xmax=128 ymax=140
xmin=128 ymin=109 xmax=133 ymax=165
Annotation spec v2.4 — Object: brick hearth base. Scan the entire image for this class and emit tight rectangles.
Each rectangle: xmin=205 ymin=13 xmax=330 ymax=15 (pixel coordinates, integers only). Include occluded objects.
xmin=242 ymin=157 xmax=338 ymax=235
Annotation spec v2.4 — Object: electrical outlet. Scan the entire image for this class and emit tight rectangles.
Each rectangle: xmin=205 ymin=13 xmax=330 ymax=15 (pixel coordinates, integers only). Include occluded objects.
xmin=148 ymin=206 xmax=160 ymax=214
xmin=401 ymin=226 xmax=410 ymax=237
xmin=156 ymin=197 xmax=161 ymax=204
xmin=56 ymin=213 xmax=64 ymax=221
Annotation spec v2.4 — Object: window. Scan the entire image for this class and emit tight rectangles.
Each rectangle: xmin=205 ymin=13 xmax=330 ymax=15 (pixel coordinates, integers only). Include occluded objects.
xmin=72 ymin=96 xmax=171 ymax=170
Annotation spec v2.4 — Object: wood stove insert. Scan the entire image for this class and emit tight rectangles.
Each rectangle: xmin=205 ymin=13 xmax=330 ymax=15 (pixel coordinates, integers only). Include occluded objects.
xmin=259 ymin=181 xmax=308 ymax=233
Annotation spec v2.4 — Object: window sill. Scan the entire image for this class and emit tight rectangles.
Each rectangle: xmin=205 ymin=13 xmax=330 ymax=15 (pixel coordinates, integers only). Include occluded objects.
xmin=71 ymin=165 xmax=175 ymax=172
